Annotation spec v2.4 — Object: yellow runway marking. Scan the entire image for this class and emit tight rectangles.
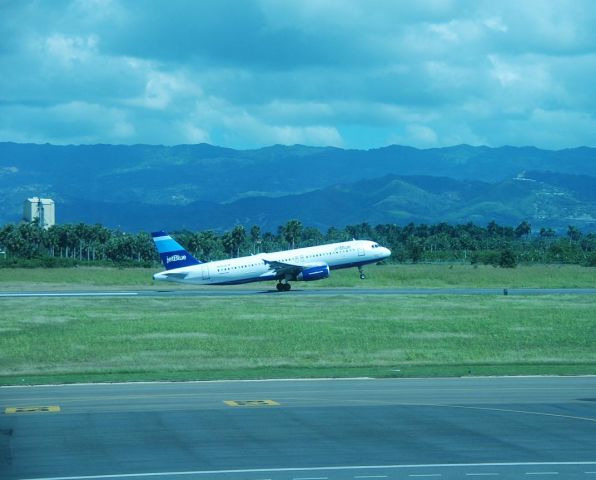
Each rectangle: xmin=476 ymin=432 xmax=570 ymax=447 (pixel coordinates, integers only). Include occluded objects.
xmin=5 ymin=405 xmax=60 ymax=414
xmin=224 ymin=400 xmax=280 ymax=407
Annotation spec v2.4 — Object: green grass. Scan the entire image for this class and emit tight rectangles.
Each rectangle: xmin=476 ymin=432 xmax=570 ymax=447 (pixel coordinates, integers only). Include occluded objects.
xmin=0 ymin=266 xmax=157 ymax=290
xmin=1 ymin=263 xmax=593 ymax=385
xmin=1 ymin=294 xmax=595 ymax=385
xmin=361 ymin=263 xmax=596 ymax=289
xmin=0 ymin=263 xmax=594 ymax=290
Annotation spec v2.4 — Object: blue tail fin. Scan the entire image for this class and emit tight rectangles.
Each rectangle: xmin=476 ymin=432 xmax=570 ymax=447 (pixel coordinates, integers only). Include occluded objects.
xmin=152 ymin=231 xmax=201 ymax=270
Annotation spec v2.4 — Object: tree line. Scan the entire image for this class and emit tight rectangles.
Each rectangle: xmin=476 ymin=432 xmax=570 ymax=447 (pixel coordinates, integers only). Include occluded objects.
xmin=0 ymin=219 xmax=594 ymax=267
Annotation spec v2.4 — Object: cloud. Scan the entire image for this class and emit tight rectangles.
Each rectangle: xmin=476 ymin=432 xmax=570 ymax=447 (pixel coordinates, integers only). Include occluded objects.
xmin=185 ymin=96 xmax=344 ymax=147
xmin=127 ymin=70 xmax=203 ymax=110
xmin=44 ymin=34 xmax=99 ymax=65
xmin=498 ymin=108 xmax=596 ymax=149
xmin=0 ymin=101 xmax=134 ymax=144
xmin=179 ymin=122 xmax=211 ymax=144
xmin=0 ymin=0 xmax=595 ymax=148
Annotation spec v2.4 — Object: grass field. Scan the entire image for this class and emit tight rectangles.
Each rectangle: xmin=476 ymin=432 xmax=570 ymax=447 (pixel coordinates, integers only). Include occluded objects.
xmin=0 ymin=264 xmax=594 ymax=385
xmin=0 ymin=263 xmax=595 ymax=289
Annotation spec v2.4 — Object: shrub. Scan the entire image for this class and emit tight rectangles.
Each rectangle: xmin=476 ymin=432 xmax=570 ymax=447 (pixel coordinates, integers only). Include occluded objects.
xmin=498 ymin=248 xmax=517 ymax=268
xmin=583 ymin=252 xmax=596 ymax=267
xmin=470 ymin=249 xmax=516 ymax=268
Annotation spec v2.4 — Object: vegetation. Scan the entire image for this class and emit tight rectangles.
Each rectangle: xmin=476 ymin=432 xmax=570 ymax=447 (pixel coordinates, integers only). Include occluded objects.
xmin=1 ymin=234 xmax=593 ymax=385
xmin=0 ymin=263 xmax=594 ymax=291
xmin=1 ymin=294 xmax=594 ymax=385
xmin=1 ymin=219 xmax=595 ymax=268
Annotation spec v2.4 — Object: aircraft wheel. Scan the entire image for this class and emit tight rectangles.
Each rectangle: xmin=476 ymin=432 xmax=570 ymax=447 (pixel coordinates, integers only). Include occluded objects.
xmin=360 ymin=273 xmax=366 ymax=280
xmin=276 ymin=283 xmax=284 ymax=292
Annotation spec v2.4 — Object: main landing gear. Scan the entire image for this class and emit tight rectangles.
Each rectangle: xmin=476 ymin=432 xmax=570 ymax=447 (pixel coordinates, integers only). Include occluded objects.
xmin=358 ymin=266 xmax=366 ymax=280
xmin=276 ymin=281 xmax=291 ymax=292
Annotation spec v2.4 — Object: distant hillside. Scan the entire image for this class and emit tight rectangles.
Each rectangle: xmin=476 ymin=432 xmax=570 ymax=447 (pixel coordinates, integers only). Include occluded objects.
xmin=1 ymin=142 xmax=594 ymax=231
xmin=55 ymin=172 xmax=596 ymax=232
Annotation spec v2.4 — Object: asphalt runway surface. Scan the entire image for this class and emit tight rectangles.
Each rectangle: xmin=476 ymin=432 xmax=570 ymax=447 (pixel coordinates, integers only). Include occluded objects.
xmin=1 ymin=377 xmax=596 ymax=480
xmin=1 ymin=287 xmax=596 ymax=298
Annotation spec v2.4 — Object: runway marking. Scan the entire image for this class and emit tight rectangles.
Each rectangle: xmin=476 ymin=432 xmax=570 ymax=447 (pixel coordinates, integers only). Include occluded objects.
xmin=437 ymin=404 xmax=596 ymax=424
xmin=5 ymin=405 xmax=60 ymax=414
xmin=20 ymin=462 xmax=596 ymax=480
xmin=0 ymin=292 xmax=138 ymax=297
xmin=525 ymin=473 xmax=559 ymax=476
xmin=293 ymin=477 xmax=328 ymax=480
xmin=223 ymin=399 xmax=280 ymax=407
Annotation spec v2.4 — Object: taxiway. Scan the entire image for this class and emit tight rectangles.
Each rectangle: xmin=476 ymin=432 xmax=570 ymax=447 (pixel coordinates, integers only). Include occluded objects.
xmin=1 ymin=376 xmax=595 ymax=480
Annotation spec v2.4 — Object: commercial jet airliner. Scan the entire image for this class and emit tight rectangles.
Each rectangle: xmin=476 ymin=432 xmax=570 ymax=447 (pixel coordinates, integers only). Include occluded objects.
xmin=151 ymin=231 xmax=391 ymax=291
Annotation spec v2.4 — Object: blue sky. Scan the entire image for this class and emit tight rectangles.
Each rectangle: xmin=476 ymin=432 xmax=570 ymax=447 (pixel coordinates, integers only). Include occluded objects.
xmin=1 ymin=0 xmax=595 ymax=149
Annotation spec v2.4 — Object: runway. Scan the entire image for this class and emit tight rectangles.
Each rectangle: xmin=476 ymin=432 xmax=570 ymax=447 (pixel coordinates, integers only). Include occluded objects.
xmin=1 ymin=287 xmax=595 ymax=297
xmin=1 ymin=377 xmax=596 ymax=480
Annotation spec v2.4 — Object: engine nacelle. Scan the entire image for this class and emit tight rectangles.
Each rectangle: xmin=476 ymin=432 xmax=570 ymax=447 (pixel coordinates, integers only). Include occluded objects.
xmin=296 ymin=263 xmax=330 ymax=281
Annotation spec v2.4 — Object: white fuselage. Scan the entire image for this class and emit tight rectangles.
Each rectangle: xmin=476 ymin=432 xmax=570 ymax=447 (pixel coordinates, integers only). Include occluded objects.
xmin=153 ymin=239 xmax=391 ymax=285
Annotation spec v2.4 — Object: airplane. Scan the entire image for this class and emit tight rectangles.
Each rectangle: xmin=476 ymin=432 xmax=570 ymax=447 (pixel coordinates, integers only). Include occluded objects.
xmin=151 ymin=231 xmax=391 ymax=291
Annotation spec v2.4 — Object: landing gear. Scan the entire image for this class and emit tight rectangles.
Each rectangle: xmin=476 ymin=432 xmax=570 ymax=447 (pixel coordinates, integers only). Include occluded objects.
xmin=358 ymin=266 xmax=366 ymax=280
xmin=276 ymin=281 xmax=291 ymax=292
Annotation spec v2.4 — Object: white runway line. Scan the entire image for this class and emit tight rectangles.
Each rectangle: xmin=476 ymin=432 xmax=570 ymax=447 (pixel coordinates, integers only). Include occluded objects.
xmin=0 ymin=292 xmax=138 ymax=297
xmin=21 ymin=462 xmax=596 ymax=480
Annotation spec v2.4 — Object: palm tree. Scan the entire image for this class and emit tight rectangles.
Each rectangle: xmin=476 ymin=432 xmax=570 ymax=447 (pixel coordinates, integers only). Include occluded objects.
xmin=280 ymin=219 xmax=302 ymax=249
xmin=231 ymin=225 xmax=246 ymax=257
xmin=196 ymin=231 xmax=218 ymax=261
xmin=250 ymin=225 xmax=261 ymax=254
xmin=567 ymin=225 xmax=581 ymax=242
xmin=515 ymin=221 xmax=531 ymax=239
xmin=221 ymin=232 xmax=235 ymax=258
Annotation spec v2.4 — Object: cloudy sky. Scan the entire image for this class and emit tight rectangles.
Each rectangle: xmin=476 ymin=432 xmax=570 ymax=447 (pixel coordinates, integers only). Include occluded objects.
xmin=1 ymin=0 xmax=595 ymax=149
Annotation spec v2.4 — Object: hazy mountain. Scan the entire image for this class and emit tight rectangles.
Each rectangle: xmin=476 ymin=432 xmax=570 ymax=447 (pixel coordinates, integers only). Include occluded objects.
xmin=53 ymin=172 xmax=596 ymax=233
xmin=1 ymin=142 xmax=594 ymax=231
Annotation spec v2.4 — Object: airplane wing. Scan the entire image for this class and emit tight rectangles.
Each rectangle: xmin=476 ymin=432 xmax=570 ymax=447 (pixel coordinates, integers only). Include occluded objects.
xmin=262 ymin=258 xmax=330 ymax=282
xmin=262 ymin=259 xmax=303 ymax=278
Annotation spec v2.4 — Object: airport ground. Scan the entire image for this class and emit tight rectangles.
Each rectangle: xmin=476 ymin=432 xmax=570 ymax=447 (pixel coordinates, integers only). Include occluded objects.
xmin=0 ymin=264 xmax=594 ymax=385
xmin=1 ymin=264 xmax=595 ymax=480
xmin=1 ymin=376 xmax=595 ymax=480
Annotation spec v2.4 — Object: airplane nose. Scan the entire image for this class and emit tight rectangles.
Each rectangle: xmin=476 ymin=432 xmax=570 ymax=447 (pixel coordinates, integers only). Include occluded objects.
xmin=382 ymin=247 xmax=391 ymax=258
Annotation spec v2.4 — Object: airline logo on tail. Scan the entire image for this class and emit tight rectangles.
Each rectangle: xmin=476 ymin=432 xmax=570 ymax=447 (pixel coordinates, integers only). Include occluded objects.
xmin=151 ymin=231 xmax=201 ymax=270
xmin=167 ymin=254 xmax=187 ymax=263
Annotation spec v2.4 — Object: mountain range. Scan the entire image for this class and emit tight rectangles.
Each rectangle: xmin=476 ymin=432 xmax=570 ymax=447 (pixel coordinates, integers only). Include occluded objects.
xmin=1 ymin=142 xmax=594 ymax=232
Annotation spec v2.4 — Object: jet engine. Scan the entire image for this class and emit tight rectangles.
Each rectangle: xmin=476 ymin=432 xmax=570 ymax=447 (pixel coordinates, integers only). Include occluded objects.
xmin=296 ymin=263 xmax=330 ymax=281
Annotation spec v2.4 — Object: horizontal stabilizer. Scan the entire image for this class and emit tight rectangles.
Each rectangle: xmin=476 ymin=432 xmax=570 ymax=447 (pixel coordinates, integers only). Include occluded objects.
xmin=161 ymin=272 xmax=189 ymax=280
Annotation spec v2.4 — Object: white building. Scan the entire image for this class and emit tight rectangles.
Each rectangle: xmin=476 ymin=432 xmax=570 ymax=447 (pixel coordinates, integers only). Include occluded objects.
xmin=23 ymin=197 xmax=55 ymax=229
